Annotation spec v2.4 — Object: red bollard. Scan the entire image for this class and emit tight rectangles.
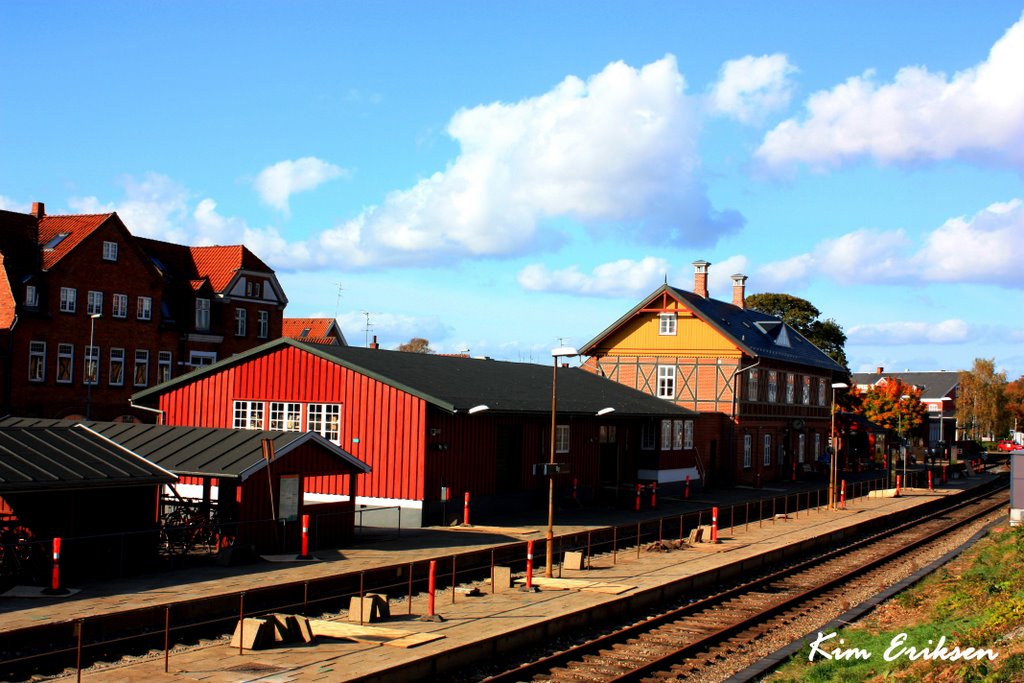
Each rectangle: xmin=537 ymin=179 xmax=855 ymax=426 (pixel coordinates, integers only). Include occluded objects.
xmin=942 ymin=464 xmax=948 ymax=483
xmin=525 ymin=540 xmax=534 ymax=590
xmin=840 ymin=480 xmax=846 ymax=509
xmin=51 ymin=537 xmax=61 ymax=592
xmin=711 ymin=507 xmax=719 ymax=543
xmin=297 ymin=514 xmax=311 ymax=559
xmin=572 ymin=478 xmax=578 ymax=502
xmin=650 ymin=481 xmax=657 ymax=509
xmin=685 ymin=474 xmax=690 ymax=499
xmin=463 ymin=491 xmax=470 ymax=526
xmin=427 ymin=559 xmax=437 ymax=616
xmin=635 ymin=483 xmax=642 ymax=512
xmin=896 ymin=475 xmax=902 ymax=497
xmin=928 ymin=470 xmax=934 ymax=491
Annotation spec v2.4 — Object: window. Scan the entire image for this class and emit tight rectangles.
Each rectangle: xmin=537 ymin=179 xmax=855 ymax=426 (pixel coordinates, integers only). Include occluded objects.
xmin=44 ymin=232 xmax=70 ymax=250
xmin=257 ymin=310 xmax=269 ymax=338
xmin=137 ymin=296 xmax=152 ymax=321
xmin=102 ymin=240 xmax=118 ymax=261
xmin=767 ymin=371 xmax=778 ymax=402
xmin=555 ymin=425 xmax=570 ymax=453
xmin=660 ymin=420 xmax=673 ymax=450
xmin=24 ymin=285 xmax=38 ymax=307
xmin=269 ymin=401 xmax=302 ymax=431
xmin=28 ymin=341 xmax=45 ymax=382
xmin=802 ymin=376 xmax=811 ymax=405
xmin=189 ymin=351 xmax=216 ymax=367
xmin=246 ymin=280 xmax=262 ymax=298
xmin=133 ymin=350 xmax=149 ymax=387
xmin=234 ymin=401 xmax=264 ymax=430
xmin=798 ymin=433 xmax=806 ymax=463
xmin=640 ymin=423 xmax=657 ymax=450
xmin=657 ymin=365 xmax=676 ymax=399
xmin=109 ymin=348 xmax=125 ymax=386
xmin=235 ymin=308 xmax=247 ymax=336
xmin=814 ymin=433 xmax=821 ymax=461
xmin=599 ymin=425 xmax=616 ymax=443
xmin=786 ymin=374 xmax=795 ymax=403
xmin=307 ymin=403 xmax=342 ymax=443
xmin=158 ymin=351 xmax=172 ymax=384
xmin=743 ymin=434 xmax=752 ymax=468
xmin=60 ymin=287 xmax=76 ymax=313
xmin=658 ymin=313 xmax=677 ymax=336
xmin=195 ymin=298 xmax=210 ymax=331
xmin=56 ymin=344 xmax=73 ymax=383
xmin=684 ymin=420 xmax=694 ymax=449
xmin=673 ymin=419 xmax=684 ymax=450
xmin=112 ymin=293 xmax=128 ymax=319
xmin=84 ymin=345 xmax=99 ymax=385
xmin=818 ymin=379 xmax=826 ymax=406
xmin=763 ymin=434 xmax=772 ymax=466
xmin=748 ymin=369 xmax=759 ymax=401
xmin=87 ymin=290 xmax=102 ymax=316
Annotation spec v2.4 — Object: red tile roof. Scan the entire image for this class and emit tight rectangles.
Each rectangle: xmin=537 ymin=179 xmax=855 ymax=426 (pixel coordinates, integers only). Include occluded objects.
xmin=283 ymin=318 xmax=337 ymax=339
xmin=190 ymin=245 xmax=274 ymax=292
xmin=38 ymin=214 xmax=113 ymax=270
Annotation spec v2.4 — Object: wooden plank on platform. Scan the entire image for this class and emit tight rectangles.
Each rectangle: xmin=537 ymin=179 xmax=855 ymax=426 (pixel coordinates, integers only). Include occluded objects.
xmin=307 ymin=619 xmax=445 ymax=648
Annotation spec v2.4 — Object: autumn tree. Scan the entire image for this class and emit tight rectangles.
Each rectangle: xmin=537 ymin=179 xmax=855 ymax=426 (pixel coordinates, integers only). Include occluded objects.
xmin=745 ymin=293 xmax=849 ymax=369
xmin=860 ymin=378 xmax=928 ymax=438
xmin=1004 ymin=375 xmax=1024 ymax=432
xmin=397 ymin=337 xmax=434 ymax=354
xmin=836 ymin=383 xmax=863 ymax=414
xmin=958 ymin=358 xmax=1007 ymax=439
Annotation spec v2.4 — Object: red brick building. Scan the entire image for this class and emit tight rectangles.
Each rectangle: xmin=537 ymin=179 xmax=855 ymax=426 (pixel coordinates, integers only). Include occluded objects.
xmin=0 ymin=202 xmax=287 ymax=421
xmin=580 ymin=261 xmax=846 ymax=485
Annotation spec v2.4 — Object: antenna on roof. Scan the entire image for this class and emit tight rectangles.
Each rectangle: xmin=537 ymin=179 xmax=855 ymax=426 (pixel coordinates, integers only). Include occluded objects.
xmin=664 ymin=273 xmax=667 ymax=285
xmin=333 ymin=282 xmax=344 ymax=320
xmin=362 ymin=311 xmax=373 ymax=347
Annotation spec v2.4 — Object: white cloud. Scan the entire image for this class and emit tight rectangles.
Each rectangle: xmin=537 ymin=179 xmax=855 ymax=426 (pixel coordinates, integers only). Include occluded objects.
xmin=517 ymin=257 xmax=671 ymax=298
xmin=847 ymin=319 xmax=971 ymax=345
xmin=71 ymin=173 xmax=193 ymax=242
xmin=254 ymin=157 xmax=348 ymax=214
xmin=709 ymin=54 xmax=797 ymax=124
xmin=915 ymin=199 xmax=1024 ymax=283
xmin=0 ymin=196 xmax=30 ymax=213
xmin=336 ymin=310 xmax=451 ymax=348
xmin=756 ymin=12 xmax=1024 ymax=171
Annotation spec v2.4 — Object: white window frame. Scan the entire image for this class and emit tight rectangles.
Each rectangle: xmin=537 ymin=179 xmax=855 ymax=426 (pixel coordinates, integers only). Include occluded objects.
xmin=189 ymin=351 xmax=217 ymax=367
xmin=87 ymin=290 xmax=102 ymax=316
xmin=56 ymin=343 xmax=73 ymax=384
xmin=555 ymin=424 xmax=570 ymax=453
xmin=786 ymin=373 xmax=795 ymax=403
xmin=246 ymin=280 xmax=262 ymax=298
xmin=657 ymin=365 xmax=676 ymax=399
xmin=763 ymin=434 xmax=772 ymax=466
xmin=137 ymin=296 xmax=152 ymax=321
xmin=684 ymin=420 xmax=694 ymax=449
xmin=25 ymin=285 xmax=38 ymax=307
xmin=234 ymin=400 xmax=264 ymax=430
xmin=102 ymin=240 xmax=118 ymax=261
xmin=658 ymin=313 xmax=677 ymax=336
xmin=743 ymin=434 xmax=752 ymax=469
xmin=748 ymin=369 xmax=759 ymax=402
xmin=802 ymin=376 xmax=811 ymax=405
xmin=767 ymin=371 xmax=778 ymax=402
xmin=195 ymin=298 xmax=211 ymax=331
xmin=640 ymin=422 xmax=656 ymax=451
xmin=307 ymin=403 xmax=342 ymax=443
xmin=28 ymin=341 xmax=45 ymax=382
xmin=798 ymin=433 xmax=806 ymax=463
xmin=660 ymin=420 xmax=672 ymax=451
xmin=133 ymin=350 xmax=149 ymax=387
xmin=60 ymin=287 xmax=76 ymax=313
xmin=235 ymin=308 xmax=247 ymax=337
xmin=818 ymin=379 xmax=826 ymax=406
xmin=257 ymin=310 xmax=269 ymax=338
xmin=158 ymin=351 xmax=172 ymax=384
xmin=673 ymin=419 xmax=684 ymax=450
xmin=84 ymin=345 xmax=99 ymax=385
xmin=112 ymin=293 xmax=128 ymax=319
xmin=269 ymin=401 xmax=303 ymax=431
xmin=109 ymin=348 xmax=125 ymax=386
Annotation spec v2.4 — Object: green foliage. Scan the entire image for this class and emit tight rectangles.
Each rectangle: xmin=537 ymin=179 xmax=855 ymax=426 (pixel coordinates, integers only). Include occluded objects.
xmin=959 ymin=358 xmax=1007 ymax=439
xmin=745 ymin=292 xmax=849 ymax=370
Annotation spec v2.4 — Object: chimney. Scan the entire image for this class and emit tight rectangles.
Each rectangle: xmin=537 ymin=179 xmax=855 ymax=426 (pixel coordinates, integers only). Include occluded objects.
xmin=370 ymin=335 xmax=379 ymax=350
xmin=876 ymin=366 xmax=884 ymax=374
xmin=692 ymin=260 xmax=710 ymax=298
xmin=731 ymin=273 xmax=747 ymax=309
xmin=31 ymin=202 xmax=45 ymax=218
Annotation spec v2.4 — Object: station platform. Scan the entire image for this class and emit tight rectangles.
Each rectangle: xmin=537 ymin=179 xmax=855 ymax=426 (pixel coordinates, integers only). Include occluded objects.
xmin=0 ymin=470 xmax=1002 ymax=682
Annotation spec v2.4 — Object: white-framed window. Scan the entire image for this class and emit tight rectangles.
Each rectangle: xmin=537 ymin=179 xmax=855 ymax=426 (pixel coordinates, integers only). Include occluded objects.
xmin=684 ymin=420 xmax=694 ymax=449
xmin=246 ymin=280 xmax=262 ymax=298
xmin=748 ymin=369 xmax=759 ymax=401
xmin=112 ymin=293 xmax=128 ymax=319
xmin=133 ymin=350 xmax=149 ymax=387
xmin=269 ymin=401 xmax=303 ymax=431
xmin=657 ymin=365 xmax=676 ymax=399
xmin=599 ymin=425 xmax=616 ymax=443
xmin=802 ymin=376 xmax=811 ymax=405
xmin=763 ymin=434 xmax=772 ymax=466
xmin=786 ymin=374 xmax=795 ymax=403
xmin=640 ymin=423 xmax=657 ymax=450
xmin=59 ymin=287 xmax=76 ymax=313
xmin=767 ymin=371 xmax=778 ymax=402
xmin=660 ymin=420 xmax=673 ymax=451
xmin=659 ymin=313 xmax=677 ymax=336
xmin=818 ymin=379 xmax=826 ymax=406
xmin=555 ymin=425 xmax=570 ymax=453
xmin=814 ymin=433 xmax=821 ymax=461
xmin=798 ymin=433 xmax=806 ymax=463
xmin=109 ymin=348 xmax=125 ymax=386
xmin=56 ymin=343 xmax=73 ymax=383
xmin=28 ymin=341 xmax=45 ymax=382
xmin=24 ymin=285 xmax=38 ymax=307
xmin=235 ymin=308 xmax=247 ymax=337
xmin=158 ymin=351 xmax=172 ymax=384
xmin=189 ymin=351 xmax=216 ymax=367
xmin=743 ymin=434 xmax=752 ymax=468
xmin=84 ymin=345 xmax=99 ymax=385
xmin=257 ymin=310 xmax=269 ymax=338
xmin=87 ymin=290 xmax=102 ymax=315
xmin=195 ymin=298 xmax=210 ymax=331
xmin=102 ymin=240 xmax=118 ymax=261
xmin=673 ymin=419 xmax=684 ymax=450
xmin=308 ymin=403 xmax=342 ymax=443
xmin=233 ymin=400 xmax=264 ymax=430
xmin=137 ymin=296 xmax=152 ymax=321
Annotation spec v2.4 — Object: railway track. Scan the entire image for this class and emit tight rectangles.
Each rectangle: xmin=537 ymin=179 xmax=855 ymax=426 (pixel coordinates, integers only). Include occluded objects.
xmin=481 ymin=483 xmax=1009 ymax=683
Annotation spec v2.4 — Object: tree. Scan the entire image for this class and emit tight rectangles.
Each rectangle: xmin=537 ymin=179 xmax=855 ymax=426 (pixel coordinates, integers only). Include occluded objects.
xmin=1004 ymin=375 xmax=1024 ymax=432
xmin=397 ymin=337 xmax=433 ymax=354
xmin=745 ymin=293 xmax=849 ymax=369
xmin=958 ymin=358 xmax=1007 ymax=440
xmin=859 ymin=378 xmax=928 ymax=437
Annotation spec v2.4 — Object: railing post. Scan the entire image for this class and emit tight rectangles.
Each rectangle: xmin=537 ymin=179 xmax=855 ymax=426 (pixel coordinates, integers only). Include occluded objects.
xmin=164 ymin=606 xmax=170 ymax=673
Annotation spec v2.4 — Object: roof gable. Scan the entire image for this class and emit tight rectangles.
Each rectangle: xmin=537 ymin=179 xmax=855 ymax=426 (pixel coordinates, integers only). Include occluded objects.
xmin=38 ymin=213 xmax=115 ymax=270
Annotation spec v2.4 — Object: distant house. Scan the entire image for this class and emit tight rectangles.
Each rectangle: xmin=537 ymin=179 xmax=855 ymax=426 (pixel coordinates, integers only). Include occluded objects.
xmin=580 ymin=260 xmax=846 ymax=485
xmin=851 ymin=367 xmax=959 ymax=446
xmin=0 ymin=202 xmax=287 ymax=421
xmin=131 ymin=338 xmax=694 ymax=525
xmin=283 ymin=317 xmax=347 ymax=346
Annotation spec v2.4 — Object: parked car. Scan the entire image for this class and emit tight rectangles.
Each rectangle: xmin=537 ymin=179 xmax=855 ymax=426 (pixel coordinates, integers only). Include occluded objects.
xmin=997 ymin=439 xmax=1018 ymax=452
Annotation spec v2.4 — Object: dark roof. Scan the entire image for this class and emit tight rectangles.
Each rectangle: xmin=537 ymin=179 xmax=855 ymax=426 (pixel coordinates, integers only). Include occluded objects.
xmin=0 ymin=424 xmax=176 ymax=494
xmin=132 ymin=339 xmax=694 ymax=418
xmin=850 ymin=371 xmax=960 ymax=400
xmin=580 ymin=284 xmax=845 ymax=374
xmin=0 ymin=418 xmax=370 ymax=481
xmin=837 ymin=411 xmax=887 ymax=434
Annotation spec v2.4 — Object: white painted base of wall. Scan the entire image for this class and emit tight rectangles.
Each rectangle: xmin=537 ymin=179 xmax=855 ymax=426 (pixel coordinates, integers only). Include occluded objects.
xmin=166 ymin=484 xmax=423 ymax=510
xmin=637 ymin=467 xmax=701 ymax=484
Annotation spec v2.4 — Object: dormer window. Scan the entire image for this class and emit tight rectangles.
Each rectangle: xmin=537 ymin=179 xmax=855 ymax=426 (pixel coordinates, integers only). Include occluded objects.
xmin=246 ymin=280 xmax=262 ymax=298
xmin=659 ymin=313 xmax=677 ymax=336
xmin=102 ymin=241 xmax=118 ymax=262
xmin=43 ymin=232 xmax=70 ymax=250
xmin=300 ymin=328 xmax=311 ymax=338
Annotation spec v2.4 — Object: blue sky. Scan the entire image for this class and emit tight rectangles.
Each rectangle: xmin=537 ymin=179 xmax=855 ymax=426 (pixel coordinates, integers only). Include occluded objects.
xmin=3 ymin=2 xmax=1023 ymax=376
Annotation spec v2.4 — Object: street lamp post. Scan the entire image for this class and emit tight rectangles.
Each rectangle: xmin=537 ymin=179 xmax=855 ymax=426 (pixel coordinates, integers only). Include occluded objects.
xmin=86 ymin=313 xmax=102 ymax=419
xmin=546 ymin=345 xmax=577 ymax=578
xmin=899 ymin=394 xmax=910 ymax=487
xmin=829 ymin=382 xmax=848 ymax=510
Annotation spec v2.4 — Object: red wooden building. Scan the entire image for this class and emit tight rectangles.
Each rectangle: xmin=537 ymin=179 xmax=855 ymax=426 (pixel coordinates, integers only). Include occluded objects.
xmin=131 ymin=339 xmax=695 ymax=526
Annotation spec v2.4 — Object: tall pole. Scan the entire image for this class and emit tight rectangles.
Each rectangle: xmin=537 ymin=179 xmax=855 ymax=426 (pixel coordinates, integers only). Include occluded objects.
xmin=546 ymin=355 xmax=557 ymax=578
xmin=86 ymin=313 xmax=100 ymax=419
xmin=829 ymin=387 xmax=836 ymax=510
